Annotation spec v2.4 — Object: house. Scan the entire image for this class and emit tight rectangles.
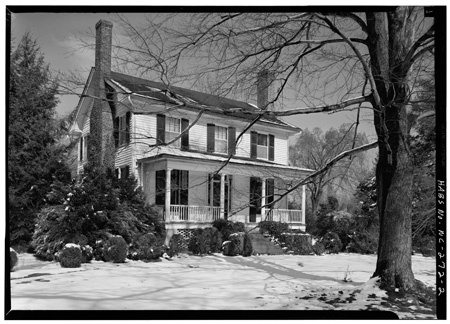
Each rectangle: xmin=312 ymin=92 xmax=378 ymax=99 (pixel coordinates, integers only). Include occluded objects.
xmin=69 ymin=20 xmax=314 ymax=244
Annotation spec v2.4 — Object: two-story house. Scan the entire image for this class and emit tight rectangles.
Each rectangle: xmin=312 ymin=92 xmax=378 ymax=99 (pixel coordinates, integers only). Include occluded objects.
xmin=70 ymin=20 xmax=313 ymax=244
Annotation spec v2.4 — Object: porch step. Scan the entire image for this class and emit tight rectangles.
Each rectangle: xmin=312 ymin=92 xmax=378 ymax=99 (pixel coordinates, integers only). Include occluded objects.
xmin=248 ymin=232 xmax=284 ymax=255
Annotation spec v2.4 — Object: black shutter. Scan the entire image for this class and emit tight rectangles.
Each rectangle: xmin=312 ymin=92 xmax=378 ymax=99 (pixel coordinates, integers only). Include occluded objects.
xmin=79 ymin=136 xmax=83 ymax=161
xmin=181 ymin=118 xmax=189 ymax=150
xmin=113 ymin=116 xmax=119 ymax=147
xmin=156 ymin=114 xmax=165 ymax=144
xmin=269 ymin=134 xmax=275 ymax=161
xmin=207 ymin=124 xmax=215 ymax=153
xmin=180 ymin=170 xmax=189 ymax=205
xmin=125 ymin=112 xmax=131 ymax=144
xmin=228 ymin=127 xmax=236 ymax=155
xmin=115 ymin=168 xmax=119 ymax=179
xmin=250 ymin=131 xmax=257 ymax=159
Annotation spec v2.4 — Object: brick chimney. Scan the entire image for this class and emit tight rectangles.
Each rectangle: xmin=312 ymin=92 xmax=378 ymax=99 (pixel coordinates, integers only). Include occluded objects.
xmin=89 ymin=20 xmax=115 ymax=171
xmin=257 ymin=70 xmax=275 ymax=111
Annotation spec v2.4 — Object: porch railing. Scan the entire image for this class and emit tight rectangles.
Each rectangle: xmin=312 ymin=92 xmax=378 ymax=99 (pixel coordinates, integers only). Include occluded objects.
xmin=168 ymin=205 xmax=221 ymax=222
xmin=265 ymin=209 xmax=303 ymax=224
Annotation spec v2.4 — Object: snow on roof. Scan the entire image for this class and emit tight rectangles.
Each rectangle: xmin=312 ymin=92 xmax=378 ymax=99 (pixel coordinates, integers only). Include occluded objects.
xmin=108 ymin=72 xmax=300 ymax=131
xmin=137 ymin=146 xmax=314 ymax=173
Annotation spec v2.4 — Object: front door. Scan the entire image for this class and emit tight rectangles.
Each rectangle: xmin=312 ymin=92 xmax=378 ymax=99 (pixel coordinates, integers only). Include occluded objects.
xmin=249 ymin=177 xmax=262 ymax=223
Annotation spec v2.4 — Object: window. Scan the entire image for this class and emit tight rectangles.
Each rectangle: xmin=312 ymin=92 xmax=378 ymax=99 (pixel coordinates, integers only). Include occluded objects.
xmin=215 ymin=126 xmax=228 ymax=154
xmin=166 ymin=117 xmax=181 ymax=147
xmin=208 ymin=174 xmax=232 ymax=218
xmin=115 ymin=112 xmax=130 ymax=147
xmin=207 ymin=124 xmax=236 ymax=155
xmin=250 ymin=131 xmax=274 ymax=161
xmin=155 ymin=169 xmax=189 ymax=206
xmin=257 ymin=133 xmax=268 ymax=159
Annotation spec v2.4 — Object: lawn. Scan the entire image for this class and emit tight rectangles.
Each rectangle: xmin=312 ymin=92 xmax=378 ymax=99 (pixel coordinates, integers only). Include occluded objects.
xmin=9 ymin=252 xmax=436 ymax=319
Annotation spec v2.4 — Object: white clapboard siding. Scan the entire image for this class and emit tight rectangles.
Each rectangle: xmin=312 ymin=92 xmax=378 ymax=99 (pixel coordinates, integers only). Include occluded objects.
xmin=134 ymin=114 xmax=157 ymax=159
xmin=235 ymin=131 xmax=251 ymax=158
xmin=189 ymin=122 xmax=207 ymax=151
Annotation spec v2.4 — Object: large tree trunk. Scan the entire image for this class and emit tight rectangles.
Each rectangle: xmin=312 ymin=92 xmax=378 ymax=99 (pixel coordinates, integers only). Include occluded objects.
xmin=366 ymin=8 xmax=419 ymax=292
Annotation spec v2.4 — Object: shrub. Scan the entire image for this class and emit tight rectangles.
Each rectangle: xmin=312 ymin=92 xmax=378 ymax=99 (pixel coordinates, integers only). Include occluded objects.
xmin=242 ymin=233 xmax=253 ymax=257
xmin=132 ymin=233 xmax=163 ymax=261
xmin=103 ymin=236 xmax=128 ymax=263
xmin=346 ymin=230 xmax=378 ymax=254
xmin=212 ymin=219 xmax=245 ymax=242
xmin=167 ymin=234 xmax=187 ymax=257
xmin=81 ymin=245 xmax=93 ymax=263
xmin=59 ymin=244 xmax=82 ymax=268
xmin=31 ymin=166 xmax=165 ymax=262
xmin=10 ymin=248 xmax=18 ymax=271
xmin=258 ymin=221 xmax=289 ymax=237
xmin=320 ymin=232 xmax=342 ymax=254
xmin=415 ymin=236 xmax=435 ymax=257
xmin=278 ymin=233 xmax=314 ymax=255
xmin=313 ymin=242 xmax=325 ymax=255
xmin=223 ymin=232 xmax=245 ymax=256
xmin=188 ymin=227 xmax=222 ymax=255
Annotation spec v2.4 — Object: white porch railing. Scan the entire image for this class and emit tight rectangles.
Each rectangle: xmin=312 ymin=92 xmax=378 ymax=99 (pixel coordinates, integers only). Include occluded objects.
xmin=265 ymin=209 xmax=303 ymax=224
xmin=168 ymin=205 xmax=221 ymax=222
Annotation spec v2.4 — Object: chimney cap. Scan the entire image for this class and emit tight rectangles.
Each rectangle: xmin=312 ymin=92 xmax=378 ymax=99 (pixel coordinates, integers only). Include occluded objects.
xmin=95 ymin=20 xmax=113 ymax=29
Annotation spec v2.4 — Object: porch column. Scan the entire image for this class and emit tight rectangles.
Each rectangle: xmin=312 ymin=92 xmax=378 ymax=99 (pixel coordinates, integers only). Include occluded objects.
xmin=220 ymin=173 xmax=225 ymax=219
xmin=302 ymin=184 xmax=306 ymax=224
xmin=165 ymin=168 xmax=172 ymax=221
xmin=261 ymin=178 xmax=266 ymax=221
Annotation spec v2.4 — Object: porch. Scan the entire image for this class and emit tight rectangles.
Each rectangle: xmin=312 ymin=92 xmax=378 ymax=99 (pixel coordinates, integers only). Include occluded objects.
xmin=166 ymin=204 xmax=304 ymax=227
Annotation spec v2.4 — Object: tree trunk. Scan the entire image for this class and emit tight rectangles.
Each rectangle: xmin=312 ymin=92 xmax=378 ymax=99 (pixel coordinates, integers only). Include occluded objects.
xmin=373 ymin=131 xmax=415 ymax=291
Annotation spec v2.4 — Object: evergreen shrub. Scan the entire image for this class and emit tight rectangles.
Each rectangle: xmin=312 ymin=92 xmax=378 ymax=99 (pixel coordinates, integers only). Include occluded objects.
xmin=312 ymin=242 xmax=325 ymax=255
xmin=320 ymin=232 xmax=342 ymax=254
xmin=346 ymin=230 xmax=378 ymax=254
xmin=242 ymin=233 xmax=253 ymax=257
xmin=188 ymin=227 xmax=222 ymax=255
xmin=10 ymin=248 xmax=18 ymax=271
xmin=279 ymin=233 xmax=314 ymax=255
xmin=59 ymin=245 xmax=82 ymax=268
xmin=132 ymin=233 xmax=163 ymax=261
xmin=212 ymin=219 xmax=245 ymax=241
xmin=167 ymin=234 xmax=187 ymax=257
xmin=258 ymin=221 xmax=289 ymax=237
xmin=103 ymin=236 xmax=128 ymax=263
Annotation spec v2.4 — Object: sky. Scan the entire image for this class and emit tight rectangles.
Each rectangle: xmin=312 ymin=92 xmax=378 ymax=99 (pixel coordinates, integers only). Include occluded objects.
xmin=9 ymin=9 xmax=380 ymax=145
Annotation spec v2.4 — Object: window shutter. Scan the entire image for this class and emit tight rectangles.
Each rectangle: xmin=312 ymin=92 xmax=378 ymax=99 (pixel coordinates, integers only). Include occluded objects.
xmin=115 ymin=168 xmax=119 ymax=179
xmin=207 ymin=124 xmax=215 ymax=153
xmin=79 ymin=136 xmax=83 ymax=161
xmin=113 ymin=116 xmax=119 ymax=147
xmin=181 ymin=118 xmax=189 ymax=150
xmin=125 ymin=112 xmax=131 ymax=144
xmin=228 ymin=127 xmax=236 ymax=155
xmin=250 ymin=131 xmax=257 ymax=159
xmin=268 ymin=134 xmax=275 ymax=161
xmin=85 ymin=135 xmax=90 ymax=161
xmin=156 ymin=114 xmax=165 ymax=144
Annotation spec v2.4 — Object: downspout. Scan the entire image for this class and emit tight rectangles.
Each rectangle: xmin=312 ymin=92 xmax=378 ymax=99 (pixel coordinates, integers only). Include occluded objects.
xmin=128 ymin=95 xmax=139 ymax=182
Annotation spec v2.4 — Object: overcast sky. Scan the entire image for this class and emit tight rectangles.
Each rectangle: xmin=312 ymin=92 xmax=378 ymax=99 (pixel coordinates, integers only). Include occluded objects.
xmin=10 ymin=9 xmax=379 ymax=146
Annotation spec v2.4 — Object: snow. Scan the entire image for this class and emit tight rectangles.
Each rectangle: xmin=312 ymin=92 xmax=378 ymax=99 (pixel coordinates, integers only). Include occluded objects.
xmin=10 ymin=253 xmax=436 ymax=318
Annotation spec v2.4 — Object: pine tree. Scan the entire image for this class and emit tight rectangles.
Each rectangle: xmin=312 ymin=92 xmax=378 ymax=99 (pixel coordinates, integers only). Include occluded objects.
xmin=9 ymin=32 xmax=67 ymax=246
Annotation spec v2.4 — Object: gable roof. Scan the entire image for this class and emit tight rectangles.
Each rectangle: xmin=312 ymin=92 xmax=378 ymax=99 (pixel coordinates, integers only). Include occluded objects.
xmin=108 ymin=71 xmax=300 ymax=131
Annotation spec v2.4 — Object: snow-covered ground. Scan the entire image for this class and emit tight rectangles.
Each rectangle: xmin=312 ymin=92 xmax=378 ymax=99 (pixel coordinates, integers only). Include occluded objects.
xmin=10 ymin=253 xmax=436 ymax=319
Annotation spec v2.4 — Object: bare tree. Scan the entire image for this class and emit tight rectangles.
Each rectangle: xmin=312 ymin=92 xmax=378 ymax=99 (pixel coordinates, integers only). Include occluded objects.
xmin=290 ymin=124 xmax=370 ymax=225
xmin=63 ymin=8 xmax=434 ymax=292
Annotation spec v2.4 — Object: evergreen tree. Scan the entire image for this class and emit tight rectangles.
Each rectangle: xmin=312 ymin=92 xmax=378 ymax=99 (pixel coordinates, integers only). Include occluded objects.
xmin=9 ymin=32 xmax=68 ymax=246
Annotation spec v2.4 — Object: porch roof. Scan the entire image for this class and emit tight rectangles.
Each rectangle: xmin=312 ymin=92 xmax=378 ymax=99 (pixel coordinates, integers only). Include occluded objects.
xmin=137 ymin=147 xmax=314 ymax=178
